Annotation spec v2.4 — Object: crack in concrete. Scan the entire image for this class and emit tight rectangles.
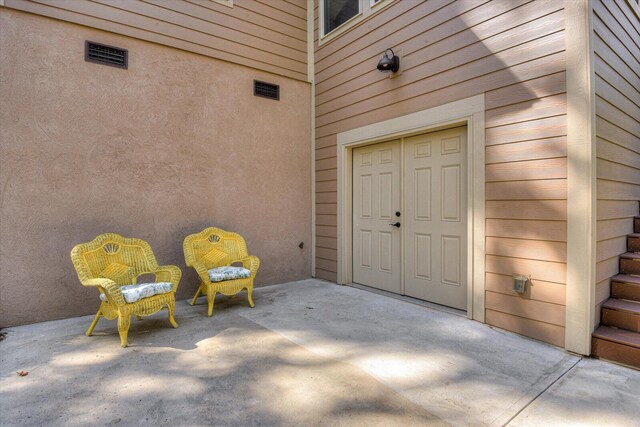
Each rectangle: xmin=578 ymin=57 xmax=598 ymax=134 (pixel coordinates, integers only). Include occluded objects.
xmin=502 ymin=357 xmax=583 ymax=426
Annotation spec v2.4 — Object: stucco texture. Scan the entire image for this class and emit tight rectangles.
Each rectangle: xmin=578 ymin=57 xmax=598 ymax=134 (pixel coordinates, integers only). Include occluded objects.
xmin=0 ymin=9 xmax=312 ymax=326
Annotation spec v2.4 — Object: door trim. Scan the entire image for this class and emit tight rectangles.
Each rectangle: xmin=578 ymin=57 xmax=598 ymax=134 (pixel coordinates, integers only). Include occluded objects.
xmin=336 ymin=94 xmax=486 ymax=321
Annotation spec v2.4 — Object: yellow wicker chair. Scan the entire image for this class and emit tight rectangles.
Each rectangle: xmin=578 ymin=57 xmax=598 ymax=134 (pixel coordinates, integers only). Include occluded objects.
xmin=184 ymin=227 xmax=260 ymax=316
xmin=70 ymin=233 xmax=181 ymax=347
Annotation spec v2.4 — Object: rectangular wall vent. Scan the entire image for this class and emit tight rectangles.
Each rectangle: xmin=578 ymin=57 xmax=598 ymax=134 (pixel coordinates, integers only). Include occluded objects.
xmin=254 ymin=80 xmax=280 ymax=100
xmin=85 ymin=41 xmax=128 ymax=69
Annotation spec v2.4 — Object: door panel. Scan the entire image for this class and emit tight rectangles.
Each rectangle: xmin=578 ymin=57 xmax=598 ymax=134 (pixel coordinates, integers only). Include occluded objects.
xmin=414 ymin=168 xmax=432 ymax=220
xmin=379 ymin=173 xmax=393 ymax=219
xmin=359 ymin=230 xmax=372 ymax=268
xmin=360 ymin=175 xmax=372 ymax=217
xmin=441 ymin=235 xmax=461 ymax=286
xmin=353 ymin=140 xmax=401 ymax=293
xmin=442 ymin=165 xmax=461 ymax=221
xmin=404 ymin=127 xmax=467 ymax=309
xmin=414 ymin=234 xmax=432 ymax=280
xmin=379 ymin=232 xmax=393 ymax=272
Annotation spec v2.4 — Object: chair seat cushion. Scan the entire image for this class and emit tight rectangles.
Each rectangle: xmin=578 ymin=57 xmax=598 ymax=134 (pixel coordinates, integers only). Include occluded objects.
xmin=99 ymin=282 xmax=173 ymax=304
xmin=208 ymin=266 xmax=251 ymax=282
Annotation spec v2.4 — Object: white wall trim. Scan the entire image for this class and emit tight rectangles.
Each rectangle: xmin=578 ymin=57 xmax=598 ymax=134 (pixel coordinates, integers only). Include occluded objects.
xmin=336 ymin=94 xmax=486 ymax=321
xmin=308 ymin=0 xmax=316 ymax=277
xmin=564 ymin=0 xmax=596 ymax=355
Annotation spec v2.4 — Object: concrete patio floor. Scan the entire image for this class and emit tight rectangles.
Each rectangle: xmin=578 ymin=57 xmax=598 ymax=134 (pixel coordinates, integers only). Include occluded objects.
xmin=1 ymin=279 xmax=638 ymax=426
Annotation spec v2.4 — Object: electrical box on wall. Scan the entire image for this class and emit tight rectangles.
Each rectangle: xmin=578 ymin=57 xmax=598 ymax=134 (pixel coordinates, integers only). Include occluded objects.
xmin=513 ymin=275 xmax=530 ymax=294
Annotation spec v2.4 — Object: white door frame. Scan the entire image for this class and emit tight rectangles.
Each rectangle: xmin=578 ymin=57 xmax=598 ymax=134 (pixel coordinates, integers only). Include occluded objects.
xmin=336 ymin=95 xmax=486 ymax=321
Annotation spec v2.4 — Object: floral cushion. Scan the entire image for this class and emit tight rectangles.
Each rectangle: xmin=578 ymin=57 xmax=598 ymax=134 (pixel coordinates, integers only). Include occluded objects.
xmin=208 ymin=266 xmax=251 ymax=282
xmin=99 ymin=282 xmax=173 ymax=304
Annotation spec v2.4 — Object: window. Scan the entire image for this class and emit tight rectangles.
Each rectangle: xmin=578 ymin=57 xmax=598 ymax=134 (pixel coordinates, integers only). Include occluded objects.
xmin=320 ymin=0 xmax=396 ymax=43
xmin=323 ymin=0 xmax=360 ymax=35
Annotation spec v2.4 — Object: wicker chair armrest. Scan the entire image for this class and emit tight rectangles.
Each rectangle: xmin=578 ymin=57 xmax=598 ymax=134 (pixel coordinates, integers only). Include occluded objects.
xmin=82 ymin=278 xmax=126 ymax=306
xmin=238 ymin=256 xmax=260 ymax=277
xmin=149 ymin=265 xmax=182 ymax=292
xmin=189 ymin=260 xmax=212 ymax=284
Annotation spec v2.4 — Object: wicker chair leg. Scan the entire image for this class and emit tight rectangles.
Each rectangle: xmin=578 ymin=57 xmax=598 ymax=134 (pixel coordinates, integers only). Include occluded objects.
xmin=207 ymin=291 xmax=216 ymax=317
xmin=247 ymin=286 xmax=255 ymax=308
xmin=86 ymin=311 xmax=102 ymax=336
xmin=118 ymin=314 xmax=131 ymax=348
xmin=168 ymin=301 xmax=178 ymax=328
xmin=190 ymin=286 xmax=202 ymax=306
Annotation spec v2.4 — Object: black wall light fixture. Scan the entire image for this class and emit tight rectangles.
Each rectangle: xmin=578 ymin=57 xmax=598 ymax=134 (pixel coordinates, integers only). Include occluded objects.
xmin=377 ymin=48 xmax=400 ymax=73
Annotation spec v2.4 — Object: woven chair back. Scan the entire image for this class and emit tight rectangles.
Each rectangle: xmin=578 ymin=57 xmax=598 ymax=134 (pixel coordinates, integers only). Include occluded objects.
xmin=184 ymin=227 xmax=248 ymax=270
xmin=71 ymin=233 xmax=158 ymax=286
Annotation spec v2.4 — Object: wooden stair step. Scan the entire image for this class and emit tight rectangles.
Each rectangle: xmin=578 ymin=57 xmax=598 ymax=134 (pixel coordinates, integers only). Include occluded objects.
xmin=592 ymin=326 xmax=640 ymax=369
xmin=602 ymin=299 xmax=640 ymax=332
xmin=593 ymin=325 xmax=640 ymax=348
xmin=611 ymin=274 xmax=640 ymax=285
xmin=603 ymin=298 xmax=640 ymax=314
xmin=635 ymin=217 xmax=640 ymax=234
xmin=620 ymin=252 xmax=640 ymax=275
xmin=621 ymin=252 xmax=640 ymax=259
xmin=628 ymin=233 xmax=640 ymax=252
xmin=612 ymin=274 xmax=640 ymax=302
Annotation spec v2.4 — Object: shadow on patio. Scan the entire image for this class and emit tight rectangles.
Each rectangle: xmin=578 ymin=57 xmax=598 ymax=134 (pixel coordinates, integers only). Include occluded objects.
xmin=1 ymin=279 xmax=638 ymax=426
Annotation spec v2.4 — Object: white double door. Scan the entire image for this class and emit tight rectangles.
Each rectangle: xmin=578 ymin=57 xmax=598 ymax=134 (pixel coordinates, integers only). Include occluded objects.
xmin=352 ymin=127 xmax=467 ymax=310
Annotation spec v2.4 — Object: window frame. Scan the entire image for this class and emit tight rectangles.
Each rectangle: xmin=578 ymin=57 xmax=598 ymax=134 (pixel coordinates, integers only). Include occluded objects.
xmin=319 ymin=0 xmax=396 ymax=45
xmin=210 ymin=0 xmax=233 ymax=8
xmin=320 ymin=0 xmax=362 ymax=41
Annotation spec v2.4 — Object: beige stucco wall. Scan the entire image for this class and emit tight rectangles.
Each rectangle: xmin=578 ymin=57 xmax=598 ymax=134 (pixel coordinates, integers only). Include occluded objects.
xmin=0 ymin=9 xmax=312 ymax=326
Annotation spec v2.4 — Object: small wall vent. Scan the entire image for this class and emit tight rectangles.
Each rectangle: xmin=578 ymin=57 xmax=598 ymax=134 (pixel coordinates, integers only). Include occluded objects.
xmin=254 ymin=80 xmax=280 ymax=100
xmin=85 ymin=41 xmax=128 ymax=69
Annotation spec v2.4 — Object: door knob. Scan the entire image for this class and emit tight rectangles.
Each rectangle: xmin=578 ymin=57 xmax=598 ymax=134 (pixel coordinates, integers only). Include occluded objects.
xmin=389 ymin=222 xmax=401 ymax=228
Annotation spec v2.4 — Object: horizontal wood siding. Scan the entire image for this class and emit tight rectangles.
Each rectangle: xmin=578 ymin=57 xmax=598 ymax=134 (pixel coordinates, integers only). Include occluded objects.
xmin=593 ymin=0 xmax=640 ymax=324
xmin=314 ymin=0 xmax=568 ymax=346
xmin=2 ymin=0 xmax=308 ymax=81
